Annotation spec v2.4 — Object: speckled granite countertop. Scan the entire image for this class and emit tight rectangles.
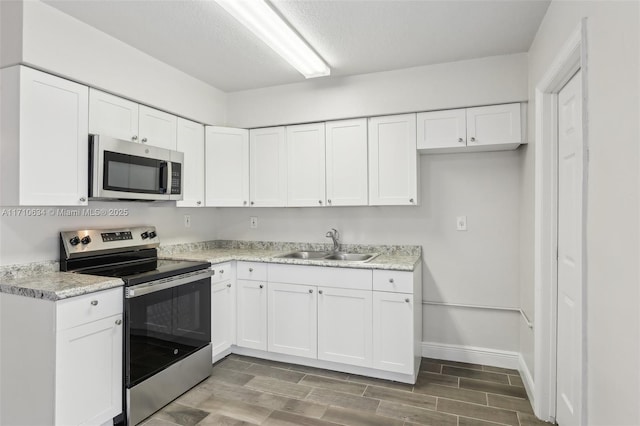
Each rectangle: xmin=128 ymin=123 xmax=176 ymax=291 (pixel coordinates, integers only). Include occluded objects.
xmin=160 ymin=240 xmax=421 ymax=271
xmin=0 ymin=261 xmax=123 ymax=301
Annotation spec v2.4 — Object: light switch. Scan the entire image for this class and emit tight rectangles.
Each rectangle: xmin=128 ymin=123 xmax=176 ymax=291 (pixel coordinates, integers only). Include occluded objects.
xmin=456 ymin=215 xmax=467 ymax=231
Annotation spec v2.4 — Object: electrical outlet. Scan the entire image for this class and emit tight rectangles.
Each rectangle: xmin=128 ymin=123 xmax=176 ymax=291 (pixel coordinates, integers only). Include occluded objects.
xmin=184 ymin=215 xmax=191 ymax=228
xmin=250 ymin=216 xmax=258 ymax=229
xmin=456 ymin=215 xmax=467 ymax=231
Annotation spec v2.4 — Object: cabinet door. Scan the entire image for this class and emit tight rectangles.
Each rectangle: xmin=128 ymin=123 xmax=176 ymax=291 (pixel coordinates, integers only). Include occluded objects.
xmin=325 ymin=118 xmax=368 ymax=206
xmin=317 ymin=287 xmax=372 ymax=367
xmin=205 ymin=126 xmax=250 ymax=207
xmin=56 ymin=314 xmax=123 ymax=426
xmin=138 ymin=105 xmax=178 ymax=150
xmin=416 ymin=109 xmax=467 ymax=150
xmin=466 ymin=103 xmax=521 ymax=146
xmin=268 ymin=282 xmax=317 ymax=359
xmin=368 ymin=114 xmax=418 ymax=206
xmin=286 ymin=123 xmax=326 ymax=207
xmin=372 ymin=292 xmax=414 ymax=374
xmin=212 ymin=279 xmax=235 ymax=361
xmin=176 ymin=118 xmax=205 ymax=207
xmin=17 ymin=66 xmax=89 ymax=206
xmin=88 ymin=88 xmax=139 ymax=142
xmin=250 ymin=127 xmax=287 ymax=207
xmin=236 ymin=279 xmax=267 ymax=351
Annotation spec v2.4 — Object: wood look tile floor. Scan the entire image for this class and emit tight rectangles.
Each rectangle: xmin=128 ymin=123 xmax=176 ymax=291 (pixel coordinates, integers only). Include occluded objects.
xmin=141 ymin=355 xmax=552 ymax=426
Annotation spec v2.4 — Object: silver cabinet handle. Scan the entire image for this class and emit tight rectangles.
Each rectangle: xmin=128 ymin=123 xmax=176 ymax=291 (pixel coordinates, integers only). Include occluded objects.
xmin=141 ymin=137 xmax=148 ymax=143
xmin=470 ymin=137 xmax=476 ymax=142
xmin=79 ymin=197 xmax=86 ymax=202
xmin=318 ymin=290 xmax=323 ymax=294
xmin=115 ymin=319 xmax=122 ymax=325
xmin=405 ymin=298 xmax=410 ymax=303
xmin=197 ymin=201 xmax=201 ymax=205
xmin=227 ymin=283 xmax=231 ymax=288
xmin=249 ymin=268 xmax=254 ymax=272
xmin=132 ymin=135 xmax=138 ymax=141
xmin=318 ymin=200 xmax=323 ymax=205
xmin=458 ymin=137 xmax=464 ymax=143
xmin=409 ymin=198 xmax=414 ymax=203
xmin=308 ymin=289 xmax=313 ymax=294
xmin=250 ymin=201 xmax=255 ymax=206
xmin=389 ymin=278 xmax=394 ymax=283
xmin=219 ymin=269 xmax=224 ymax=274
xmin=327 ymin=199 xmax=332 ymax=204
xmin=90 ymin=300 xmax=98 ymax=306
xmin=259 ymin=284 xmax=264 ymax=289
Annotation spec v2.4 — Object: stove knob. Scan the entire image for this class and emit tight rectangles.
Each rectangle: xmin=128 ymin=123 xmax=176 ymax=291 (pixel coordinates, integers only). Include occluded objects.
xmin=81 ymin=236 xmax=92 ymax=245
xmin=148 ymin=231 xmax=157 ymax=239
xmin=141 ymin=231 xmax=149 ymax=239
xmin=69 ymin=236 xmax=80 ymax=246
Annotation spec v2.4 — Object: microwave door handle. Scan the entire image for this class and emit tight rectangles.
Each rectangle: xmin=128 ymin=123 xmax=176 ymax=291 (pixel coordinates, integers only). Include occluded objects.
xmin=159 ymin=161 xmax=168 ymax=194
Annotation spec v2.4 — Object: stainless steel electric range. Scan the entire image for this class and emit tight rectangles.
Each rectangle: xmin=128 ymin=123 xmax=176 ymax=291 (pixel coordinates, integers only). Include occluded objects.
xmin=60 ymin=226 xmax=213 ymax=425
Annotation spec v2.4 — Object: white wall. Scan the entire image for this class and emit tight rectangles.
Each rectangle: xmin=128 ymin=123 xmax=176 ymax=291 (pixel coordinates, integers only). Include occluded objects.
xmin=227 ymin=54 xmax=528 ymax=128
xmin=524 ymin=1 xmax=640 ymax=424
xmin=2 ymin=0 xmax=226 ymax=126
xmin=214 ymin=151 xmax=522 ymax=352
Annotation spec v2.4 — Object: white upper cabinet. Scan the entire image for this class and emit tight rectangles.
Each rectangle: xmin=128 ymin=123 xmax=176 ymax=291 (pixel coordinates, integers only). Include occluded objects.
xmin=89 ymin=89 xmax=139 ymax=142
xmin=250 ymin=127 xmax=287 ymax=207
xmin=176 ymin=118 xmax=205 ymax=207
xmin=418 ymin=103 xmax=523 ymax=153
xmin=325 ymin=118 xmax=368 ymax=206
xmin=138 ymin=105 xmax=178 ymax=150
xmin=287 ymin=123 xmax=326 ymax=207
xmin=368 ymin=114 xmax=418 ymax=206
xmin=205 ymin=126 xmax=249 ymax=207
xmin=416 ymin=109 xmax=467 ymax=150
xmin=1 ymin=66 xmax=89 ymax=206
xmin=89 ymin=89 xmax=178 ymax=150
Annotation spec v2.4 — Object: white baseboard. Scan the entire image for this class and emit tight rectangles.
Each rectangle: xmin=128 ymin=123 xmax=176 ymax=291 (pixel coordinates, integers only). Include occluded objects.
xmin=518 ymin=353 xmax=535 ymax=407
xmin=421 ymin=341 xmax=519 ymax=370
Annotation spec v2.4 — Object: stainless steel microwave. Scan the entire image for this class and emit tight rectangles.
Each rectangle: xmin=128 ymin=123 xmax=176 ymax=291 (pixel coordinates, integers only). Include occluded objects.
xmin=89 ymin=135 xmax=183 ymax=201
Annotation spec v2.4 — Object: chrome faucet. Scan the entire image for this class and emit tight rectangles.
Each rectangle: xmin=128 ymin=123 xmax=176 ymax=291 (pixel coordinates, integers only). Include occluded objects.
xmin=326 ymin=228 xmax=340 ymax=252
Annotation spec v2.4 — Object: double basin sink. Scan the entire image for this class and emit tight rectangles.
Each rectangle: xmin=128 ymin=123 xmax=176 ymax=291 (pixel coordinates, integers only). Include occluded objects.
xmin=277 ymin=250 xmax=379 ymax=263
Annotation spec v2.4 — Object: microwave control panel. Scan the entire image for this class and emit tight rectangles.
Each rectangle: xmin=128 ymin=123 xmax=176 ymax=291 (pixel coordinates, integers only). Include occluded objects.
xmin=171 ymin=162 xmax=181 ymax=195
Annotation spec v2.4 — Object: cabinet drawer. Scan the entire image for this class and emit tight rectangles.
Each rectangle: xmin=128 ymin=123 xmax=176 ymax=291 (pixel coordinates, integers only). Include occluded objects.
xmin=268 ymin=264 xmax=372 ymax=291
xmin=211 ymin=262 xmax=232 ymax=284
xmin=373 ymin=270 xmax=414 ymax=294
xmin=56 ymin=287 xmax=123 ymax=331
xmin=237 ymin=261 xmax=267 ymax=281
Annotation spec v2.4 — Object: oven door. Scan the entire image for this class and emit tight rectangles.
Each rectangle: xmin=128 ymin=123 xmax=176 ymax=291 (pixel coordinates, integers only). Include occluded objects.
xmin=124 ymin=269 xmax=212 ymax=388
xmin=90 ymin=135 xmax=179 ymax=201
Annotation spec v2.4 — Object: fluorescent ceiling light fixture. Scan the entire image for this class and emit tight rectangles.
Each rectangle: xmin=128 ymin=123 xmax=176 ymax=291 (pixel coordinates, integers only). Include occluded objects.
xmin=215 ymin=0 xmax=330 ymax=79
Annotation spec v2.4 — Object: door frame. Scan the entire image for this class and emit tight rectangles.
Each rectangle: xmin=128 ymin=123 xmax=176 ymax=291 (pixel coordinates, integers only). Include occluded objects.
xmin=533 ymin=19 xmax=588 ymax=423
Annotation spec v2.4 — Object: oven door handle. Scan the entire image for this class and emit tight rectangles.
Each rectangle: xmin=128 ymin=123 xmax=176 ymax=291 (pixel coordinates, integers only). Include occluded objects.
xmin=125 ymin=269 xmax=214 ymax=298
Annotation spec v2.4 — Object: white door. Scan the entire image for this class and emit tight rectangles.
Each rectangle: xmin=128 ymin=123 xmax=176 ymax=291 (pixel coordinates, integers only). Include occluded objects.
xmin=466 ymin=103 xmax=521 ymax=147
xmin=325 ymin=118 xmax=369 ymax=206
xmin=250 ymin=127 xmax=287 ymax=207
xmin=267 ymin=282 xmax=317 ymax=359
xmin=205 ymin=126 xmax=250 ymax=207
xmin=372 ymin=291 xmax=414 ymax=374
xmin=19 ymin=67 xmax=89 ymax=206
xmin=368 ymin=114 xmax=418 ymax=206
xmin=236 ymin=279 xmax=267 ymax=351
xmin=556 ymin=70 xmax=584 ymax=426
xmin=286 ymin=123 xmax=326 ymax=207
xmin=138 ymin=105 xmax=178 ymax=150
xmin=416 ymin=109 xmax=467 ymax=150
xmin=317 ymin=286 xmax=372 ymax=367
xmin=176 ymin=118 xmax=205 ymax=207
xmin=89 ymin=88 xmax=139 ymax=142
xmin=211 ymin=279 xmax=235 ymax=360
xmin=56 ymin=314 xmax=122 ymax=426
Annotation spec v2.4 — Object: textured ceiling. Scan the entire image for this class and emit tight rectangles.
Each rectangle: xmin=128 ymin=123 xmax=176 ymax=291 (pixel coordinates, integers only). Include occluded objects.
xmin=44 ymin=0 xmax=550 ymax=93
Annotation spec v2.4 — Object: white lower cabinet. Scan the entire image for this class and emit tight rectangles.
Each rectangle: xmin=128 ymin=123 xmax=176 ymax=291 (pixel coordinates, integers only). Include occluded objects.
xmin=317 ymin=286 xmax=372 ymax=367
xmin=211 ymin=263 xmax=235 ymax=362
xmin=236 ymin=279 xmax=267 ymax=351
xmin=372 ymin=291 xmax=414 ymax=374
xmin=0 ymin=287 xmax=123 ymax=426
xmin=267 ymin=282 xmax=317 ymax=358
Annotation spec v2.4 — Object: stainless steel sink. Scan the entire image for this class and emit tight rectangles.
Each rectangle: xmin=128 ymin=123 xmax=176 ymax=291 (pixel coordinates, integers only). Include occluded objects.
xmin=278 ymin=251 xmax=331 ymax=259
xmin=277 ymin=251 xmax=379 ymax=263
xmin=323 ymin=252 xmax=379 ymax=262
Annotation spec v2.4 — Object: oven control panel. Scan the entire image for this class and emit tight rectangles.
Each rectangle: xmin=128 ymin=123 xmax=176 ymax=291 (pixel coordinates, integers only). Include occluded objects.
xmin=61 ymin=226 xmax=159 ymax=259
